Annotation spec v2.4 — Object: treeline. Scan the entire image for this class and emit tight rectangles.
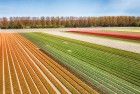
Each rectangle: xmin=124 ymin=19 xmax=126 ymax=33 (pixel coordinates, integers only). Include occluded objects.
xmin=0 ymin=16 xmax=140 ymax=29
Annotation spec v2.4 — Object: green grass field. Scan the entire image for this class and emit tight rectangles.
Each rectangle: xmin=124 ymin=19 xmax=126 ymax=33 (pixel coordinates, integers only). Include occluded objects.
xmin=22 ymin=32 xmax=140 ymax=94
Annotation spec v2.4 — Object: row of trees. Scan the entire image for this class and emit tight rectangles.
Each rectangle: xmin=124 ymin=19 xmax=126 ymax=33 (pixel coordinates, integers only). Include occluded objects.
xmin=0 ymin=16 xmax=140 ymax=29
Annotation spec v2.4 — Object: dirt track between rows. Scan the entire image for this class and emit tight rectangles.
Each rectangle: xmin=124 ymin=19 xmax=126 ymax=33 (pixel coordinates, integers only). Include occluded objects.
xmin=0 ymin=33 xmax=98 ymax=94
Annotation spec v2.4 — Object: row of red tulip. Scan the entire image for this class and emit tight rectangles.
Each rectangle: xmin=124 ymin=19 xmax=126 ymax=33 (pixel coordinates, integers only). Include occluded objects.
xmin=68 ymin=30 xmax=140 ymax=40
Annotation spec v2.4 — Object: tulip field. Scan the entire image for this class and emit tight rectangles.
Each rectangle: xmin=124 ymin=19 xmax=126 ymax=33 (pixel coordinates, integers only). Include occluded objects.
xmin=0 ymin=29 xmax=140 ymax=94
xmin=0 ymin=32 xmax=98 ymax=94
xmin=1 ymin=0 xmax=140 ymax=93
xmin=22 ymin=32 xmax=140 ymax=94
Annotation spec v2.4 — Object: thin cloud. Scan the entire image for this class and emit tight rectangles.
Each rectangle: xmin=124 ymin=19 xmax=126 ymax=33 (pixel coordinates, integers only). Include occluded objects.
xmin=0 ymin=0 xmax=139 ymax=17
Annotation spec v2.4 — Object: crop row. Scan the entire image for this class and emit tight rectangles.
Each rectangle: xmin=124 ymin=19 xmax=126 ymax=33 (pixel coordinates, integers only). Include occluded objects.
xmin=68 ymin=30 xmax=140 ymax=40
xmin=22 ymin=32 xmax=140 ymax=94
xmin=0 ymin=33 xmax=97 ymax=94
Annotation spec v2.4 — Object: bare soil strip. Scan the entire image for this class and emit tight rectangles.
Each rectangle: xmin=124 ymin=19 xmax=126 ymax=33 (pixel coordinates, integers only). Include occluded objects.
xmin=0 ymin=32 xmax=98 ymax=94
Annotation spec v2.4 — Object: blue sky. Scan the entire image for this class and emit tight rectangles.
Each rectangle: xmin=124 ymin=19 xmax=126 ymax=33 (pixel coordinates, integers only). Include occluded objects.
xmin=0 ymin=0 xmax=139 ymax=17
